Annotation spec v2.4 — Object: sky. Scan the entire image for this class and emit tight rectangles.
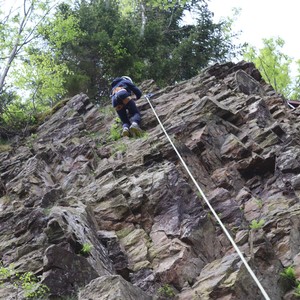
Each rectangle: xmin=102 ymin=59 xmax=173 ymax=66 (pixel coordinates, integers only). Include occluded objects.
xmin=205 ymin=0 xmax=299 ymax=74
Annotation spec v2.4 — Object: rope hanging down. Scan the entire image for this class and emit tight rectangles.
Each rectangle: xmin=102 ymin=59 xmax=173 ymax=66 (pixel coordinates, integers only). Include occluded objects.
xmin=144 ymin=94 xmax=270 ymax=300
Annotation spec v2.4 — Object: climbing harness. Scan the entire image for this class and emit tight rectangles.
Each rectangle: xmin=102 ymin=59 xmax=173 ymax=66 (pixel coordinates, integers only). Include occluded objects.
xmin=144 ymin=94 xmax=271 ymax=300
xmin=111 ymin=86 xmax=133 ymax=111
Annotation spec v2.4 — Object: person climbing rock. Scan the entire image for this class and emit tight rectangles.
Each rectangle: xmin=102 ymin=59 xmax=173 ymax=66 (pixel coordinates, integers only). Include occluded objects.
xmin=110 ymin=76 xmax=142 ymax=137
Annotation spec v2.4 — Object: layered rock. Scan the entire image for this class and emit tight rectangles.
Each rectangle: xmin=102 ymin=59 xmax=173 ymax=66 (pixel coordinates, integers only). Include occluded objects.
xmin=0 ymin=61 xmax=300 ymax=299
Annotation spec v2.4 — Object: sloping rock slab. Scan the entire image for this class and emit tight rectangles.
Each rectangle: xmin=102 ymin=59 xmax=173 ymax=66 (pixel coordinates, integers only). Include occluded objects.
xmin=78 ymin=275 xmax=153 ymax=300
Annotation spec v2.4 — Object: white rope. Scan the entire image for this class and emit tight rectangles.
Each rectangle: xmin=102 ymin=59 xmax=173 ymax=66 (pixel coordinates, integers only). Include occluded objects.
xmin=144 ymin=94 xmax=270 ymax=300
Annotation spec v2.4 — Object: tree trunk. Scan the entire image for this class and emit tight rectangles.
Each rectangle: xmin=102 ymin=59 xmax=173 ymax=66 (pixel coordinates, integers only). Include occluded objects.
xmin=0 ymin=39 xmax=20 ymax=93
xmin=0 ymin=0 xmax=33 ymax=93
xmin=140 ymin=2 xmax=146 ymax=37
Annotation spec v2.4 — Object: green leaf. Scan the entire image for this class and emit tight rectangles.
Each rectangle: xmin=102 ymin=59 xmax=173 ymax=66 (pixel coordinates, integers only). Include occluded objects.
xmin=250 ymin=219 xmax=265 ymax=230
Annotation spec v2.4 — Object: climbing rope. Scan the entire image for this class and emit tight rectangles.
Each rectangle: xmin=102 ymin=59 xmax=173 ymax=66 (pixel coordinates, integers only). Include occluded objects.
xmin=144 ymin=94 xmax=271 ymax=300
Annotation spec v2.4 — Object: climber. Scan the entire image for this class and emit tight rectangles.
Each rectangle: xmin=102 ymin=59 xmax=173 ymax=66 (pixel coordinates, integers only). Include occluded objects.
xmin=110 ymin=76 xmax=143 ymax=137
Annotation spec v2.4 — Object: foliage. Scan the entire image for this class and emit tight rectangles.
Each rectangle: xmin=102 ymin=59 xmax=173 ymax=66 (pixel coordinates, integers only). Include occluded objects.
xmin=294 ymin=282 xmax=300 ymax=297
xmin=1 ymin=0 xmax=242 ymax=131
xmin=0 ymin=263 xmax=14 ymax=284
xmin=0 ymin=0 xmax=63 ymax=94
xmin=13 ymin=51 xmax=70 ymax=108
xmin=54 ymin=0 xmax=123 ymax=102
xmin=0 ymin=263 xmax=49 ymax=299
xmin=110 ymin=118 xmax=122 ymax=141
xmin=0 ymin=1 xmax=80 ymax=133
xmin=0 ymin=90 xmax=18 ymax=138
xmin=0 ymin=95 xmax=69 ymax=138
xmin=290 ymin=60 xmax=300 ymax=100
xmin=54 ymin=0 xmax=240 ymax=101
xmin=80 ymin=243 xmax=93 ymax=255
xmin=99 ymin=105 xmax=115 ymax=120
xmin=0 ymin=143 xmax=11 ymax=153
xmin=243 ymin=37 xmax=294 ymax=98
xmin=280 ymin=266 xmax=296 ymax=282
xmin=158 ymin=283 xmax=176 ymax=298
xmin=119 ymin=0 xmax=190 ymax=14
xmin=0 ymin=89 xmax=17 ymax=115
xmin=113 ymin=142 xmax=127 ymax=154
xmin=16 ymin=272 xmax=49 ymax=299
xmin=249 ymin=219 xmax=265 ymax=230
xmin=254 ymin=198 xmax=263 ymax=209
xmin=140 ymin=130 xmax=149 ymax=140
xmin=1 ymin=98 xmax=38 ymax=130
xmin=39 ymin=9 xmax=84 ymax=50
xmin=13 ymin=7 xmax=84 ymax=107
xmin=279 ymin=266 xmax=300 ymax=297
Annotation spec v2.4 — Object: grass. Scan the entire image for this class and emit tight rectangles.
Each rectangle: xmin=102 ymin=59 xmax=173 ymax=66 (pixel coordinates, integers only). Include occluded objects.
xmin=110 ymin=123 xmax=121 ymax=141
xmin=0 ymin=139 xmax=12 ymax=153
xmin=113 ymin=142 xmax=127 ymax=154
xmin=0 ymin=144 xmax=11 ymax=153
xmin=99 ymin=106 xmax=115 ymax=120
xmin=109 ymin=117 xmax=122 ymax=141
xmin=80 ymin=243 xmax=93 ymax=255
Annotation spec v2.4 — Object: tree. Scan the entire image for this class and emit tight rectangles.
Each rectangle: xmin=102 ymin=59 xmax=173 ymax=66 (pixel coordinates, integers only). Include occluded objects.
xmin=243 ymin=37 xmax=293 ymax=98
xmin=13 ymin=8 xmax=83 ymax=109
xmin=118 ymin=0 xmax=191 ymax=36
xmin=13 ymin=51 xmax=70 ymax=110
xmin=290 ymin=60 xmax=300 ymax=100
xmin=0 ymin=0 xmax=80 ymax=136
xmin=163 ymin=3 xmax=240 ymax=82
xmin=55 ymin=0 xmax=125 ymax=102
xmin=0 ymin=0 xmax=62 ymax=94
xmin=56 ymin=0 xmax=240 ymax=102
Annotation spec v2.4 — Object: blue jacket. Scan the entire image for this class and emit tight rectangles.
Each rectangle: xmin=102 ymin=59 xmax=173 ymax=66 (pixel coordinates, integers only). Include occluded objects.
xmin=110 ymin=77 xmax=142 ymax=107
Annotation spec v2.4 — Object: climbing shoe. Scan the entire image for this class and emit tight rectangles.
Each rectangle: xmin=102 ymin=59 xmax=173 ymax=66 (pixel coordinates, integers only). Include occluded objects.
xmin=129 ymin=122 xmax=142 ymax=137
xmin=122 ymin=127 xmax=130 ymax=137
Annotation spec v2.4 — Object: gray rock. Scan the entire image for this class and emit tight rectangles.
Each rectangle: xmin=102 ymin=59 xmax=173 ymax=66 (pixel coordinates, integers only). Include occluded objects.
xmin=235 ymin=69 xmax=264 ymax=95
xmin=78 ymin=275 xmax=153 ymax=300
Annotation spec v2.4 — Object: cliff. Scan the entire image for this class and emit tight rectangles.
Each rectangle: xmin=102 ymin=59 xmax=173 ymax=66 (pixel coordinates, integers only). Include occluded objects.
xmin=1 ymin=61 xmax=300 ymax=299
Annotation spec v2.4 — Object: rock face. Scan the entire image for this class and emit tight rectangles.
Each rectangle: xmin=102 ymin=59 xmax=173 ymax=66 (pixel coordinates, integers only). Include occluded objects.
xmin=1 ymin=61 xmax=300 ymax=299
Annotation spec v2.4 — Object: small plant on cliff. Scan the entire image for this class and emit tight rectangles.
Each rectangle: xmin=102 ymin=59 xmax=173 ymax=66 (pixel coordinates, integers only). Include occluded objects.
xmin=110 ymin=117 xmax=122 ymax=141
xmin=250 ymin=219 xmax=265 ymax=230
xmin=158 ymin=284 xmax=175 ymax=298
xmin=254 ymin=198 xmax=263 ymax=209
xmin=99 ymin=106 xmax=115 ymax=120
xmin=294 ymin=282 xmax=300 ymax=297
xmin=280 ymin=266 xmax=300 ymax=297
xmin=110 ymin=123 xmax=121 ymax=141
xmin=280 ymin=266 xmax=296 ymax=282
xmin=80 ymin=243 xmax=93 ymax=255
xmin=0 ymin=139 xmax=12 ymax=153
xmin=16 ymin=272 xmax=49 ymax=299
xmin=196 ymin=191 xmax=203 ymax=200
xmin=26 ymin=133 xmax=38 ymax=149
xmin=140 ymin=131 xmax=149 ymax=140
xmin=249 ymin=219 xmax=265 ymax=259
xmin=113 ymin=142 xmax=127 ymax=154
xmin=0 ymin=263 xmax=14 ymax=284
xmin=0 ymin=263 xmax=49 ymax=299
